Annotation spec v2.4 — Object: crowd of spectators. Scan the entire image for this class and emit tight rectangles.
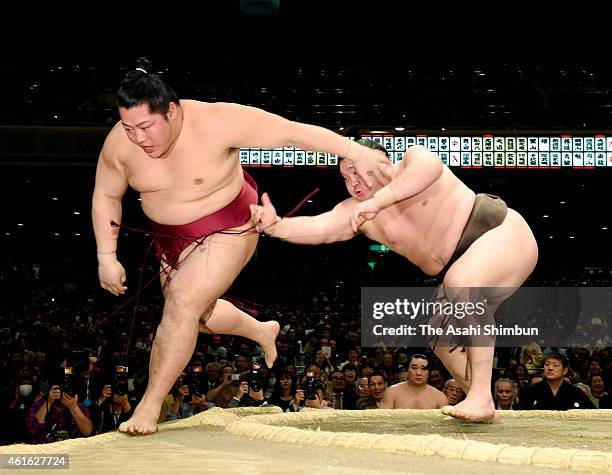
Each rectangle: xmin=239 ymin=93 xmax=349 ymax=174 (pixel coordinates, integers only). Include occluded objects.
xmin=0 ymin=257 xmax=610 ymax=445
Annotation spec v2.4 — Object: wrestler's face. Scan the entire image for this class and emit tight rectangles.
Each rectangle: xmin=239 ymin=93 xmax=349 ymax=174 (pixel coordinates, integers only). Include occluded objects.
xmin=339 ymin=160 xmax=371 ymax=201
xmin=406 ymin=358 xmax=428 ymax=386
xmin=119 ymin=102 xmax=179 ymax=158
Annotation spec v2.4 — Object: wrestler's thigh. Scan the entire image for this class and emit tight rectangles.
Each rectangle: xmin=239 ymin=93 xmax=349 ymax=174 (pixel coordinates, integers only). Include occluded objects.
xmin=444 ymin=208 xmax=538 ymax=290
xmin=165 ymin=226 xmax=258 ymax=307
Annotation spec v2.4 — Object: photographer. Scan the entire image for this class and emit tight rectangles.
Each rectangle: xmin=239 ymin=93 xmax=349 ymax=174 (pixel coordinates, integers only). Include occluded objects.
xmin=166 ymin=371 xmax=212 ymax=420
xmin=228 ymin=372 xmax=271 ymax=408
xmin=205 ymin=365 xmax=235 ymax=408
xmin=299 ymin=371 xmax=328 ymax=410
xmin=25 ymin=384 xmax=93 ymax=443
xmin=55 ymin=350 xmax=103 ymax=409
xmin=90 ymin=383 xmax=132 ymax=433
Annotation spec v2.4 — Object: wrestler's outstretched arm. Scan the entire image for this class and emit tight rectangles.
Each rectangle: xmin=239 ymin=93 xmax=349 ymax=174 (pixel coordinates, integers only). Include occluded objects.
xmin=92 ymin=136 xmax=129 ymax=296
xmin=250 ymin=192 xmax=358 ymax=245
xmin=209 ymin=102 xmax=384 ymax=183
xmin=350 ymin=146 xmax=443 ymax=231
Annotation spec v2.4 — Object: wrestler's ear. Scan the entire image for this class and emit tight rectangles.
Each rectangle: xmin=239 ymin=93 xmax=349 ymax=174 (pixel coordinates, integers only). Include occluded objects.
xmin=167 ymin=101 xmax=179 ymax=120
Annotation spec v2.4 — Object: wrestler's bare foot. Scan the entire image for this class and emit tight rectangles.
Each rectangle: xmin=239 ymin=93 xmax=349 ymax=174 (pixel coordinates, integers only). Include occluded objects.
xmin=441 ymin=395 xmax=499 ymax=423
xmin=118 ymin=404 xmax=159 ymax=435
xmin=260 ymin=320 xmax=280 ymax=368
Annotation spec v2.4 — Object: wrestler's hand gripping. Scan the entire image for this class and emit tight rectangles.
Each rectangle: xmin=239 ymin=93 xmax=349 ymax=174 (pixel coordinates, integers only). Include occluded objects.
xmin=250 ymin=192 xmax=280 ymax=234
xmin=350 ymin=160 xmax=394 ymax=232
xmin=350 ymin=199 xmax=381 ymax=233
xmin=345 ymin=140 xmax=392 ymax=189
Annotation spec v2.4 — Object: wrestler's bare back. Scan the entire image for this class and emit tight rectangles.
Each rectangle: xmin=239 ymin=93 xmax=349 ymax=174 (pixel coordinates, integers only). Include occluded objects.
xmin=354 ymin=164 xmax=476 ymax=275
xmin=107 ymin=100 xmax=245 ymax=225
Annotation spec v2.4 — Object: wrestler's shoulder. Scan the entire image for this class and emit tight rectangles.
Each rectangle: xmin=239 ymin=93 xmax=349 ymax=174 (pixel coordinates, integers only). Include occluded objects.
xmin=100 ymin=122 xmax=128 ymax=151
xmin=101 ymin=123 xmax=134 ymax=159
xmin=186 ymin=100 xmax=251 ymax=116
xmin=182 ymin=100 xmax=254 ymax=134
xmin=333 ymin=197 xmax=360 ymax=212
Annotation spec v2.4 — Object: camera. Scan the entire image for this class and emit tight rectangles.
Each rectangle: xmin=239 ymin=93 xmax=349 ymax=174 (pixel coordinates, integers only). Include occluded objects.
xmin=187 ymin=364 xmax=204 ymax=401
xmin=54 ymin=350 xmax=91 ymax=398
xmin=231 ymin=373 xmax=241 ymax=387
xmin=302 ymin=371 xmax=319 ymax=401
xmin=113 ymin=365 xmax=129 ymax=396
xmin=248 ymin=361 xmax=262 ymax=393
xmin=60 ymin=366 xmax=77 ymax=397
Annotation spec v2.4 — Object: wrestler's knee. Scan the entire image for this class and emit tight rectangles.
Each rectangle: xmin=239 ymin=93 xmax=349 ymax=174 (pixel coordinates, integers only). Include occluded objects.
xmin=164 ymin=287 xmax=213 ymax=319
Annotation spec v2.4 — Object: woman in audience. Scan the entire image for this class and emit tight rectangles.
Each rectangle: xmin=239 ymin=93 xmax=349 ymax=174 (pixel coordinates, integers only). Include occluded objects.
xmin=269 ymin=371 xmax=302 ymax=412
